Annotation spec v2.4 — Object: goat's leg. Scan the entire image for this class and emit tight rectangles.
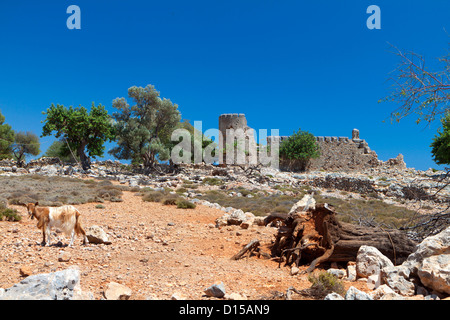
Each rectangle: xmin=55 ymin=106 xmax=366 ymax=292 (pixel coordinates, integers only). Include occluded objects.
xmin=41 ymin=228 xmax=46 ymax=246
xmin=83 ymin=234 xmax=89 ymax=245
xmin=69 ymin=230 xmax=75 ymax=247
xmin=44 ymin=226 xmax=51 ymax=246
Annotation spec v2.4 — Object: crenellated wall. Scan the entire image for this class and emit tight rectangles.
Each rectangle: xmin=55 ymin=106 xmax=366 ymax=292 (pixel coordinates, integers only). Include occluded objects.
xmin=267 ymin=131 xmax=380 ymax=171
xmin=218 ymin=113 xmax=405 ymax=171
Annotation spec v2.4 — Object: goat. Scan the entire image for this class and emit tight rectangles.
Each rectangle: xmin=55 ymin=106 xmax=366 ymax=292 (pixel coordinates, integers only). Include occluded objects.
xmin=26 ymin=202 xmax=88 ymax=247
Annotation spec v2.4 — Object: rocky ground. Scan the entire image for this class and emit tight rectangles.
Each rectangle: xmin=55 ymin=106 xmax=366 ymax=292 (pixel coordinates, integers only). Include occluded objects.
xmin=0 ymin=158 xmax=449 ymax=300
xmin=0 ymin=189 xmax=365 ymax=300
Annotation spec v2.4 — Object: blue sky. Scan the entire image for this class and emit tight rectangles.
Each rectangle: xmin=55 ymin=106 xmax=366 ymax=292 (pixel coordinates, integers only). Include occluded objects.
xmin=0 ymin=0 xmax=449 ymax=170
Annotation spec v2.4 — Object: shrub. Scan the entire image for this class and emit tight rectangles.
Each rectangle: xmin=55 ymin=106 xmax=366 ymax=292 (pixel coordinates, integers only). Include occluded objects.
xmin=0 ymin=175 xmax=123 ymax=206
xmin=279 ymin=129 xmax=320 ymax=171
xmin=176 ymin=199 xmax=196 ymax=209
xmin=307 ymin=271 xmax=345 ymax=299
xmin=431 ymin=111 xmax=450 ymax=165
xmin=0 ymin=207 xmax=22 ymax=222
xmin=142 ymin=191 xmax=165 ymax=203
xmin=162 ymin=195 xmax=180 ymax=205
xmin=95 ymin=204 xmax=105 ymax=209
xmin=202 ymin=177 xmax=223 ymax=186
xmin=175 ymin=187 xmax=188 ymax=194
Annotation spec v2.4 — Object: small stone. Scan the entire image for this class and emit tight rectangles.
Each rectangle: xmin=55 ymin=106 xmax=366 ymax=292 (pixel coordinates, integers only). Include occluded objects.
xmin=171 ymin=292 xmax=186 ymax=300
xmin=58 ymin=251 xmax=71 ymax=262
xmin=19 ymin=266 xmax=33 ymax=277
xmin=86 ymin=225 xmax=111 ymax=245
xmin=327 ymin=268 xmax=346 ymax=279
xmin=224 ymin=292 xmax=247 ymax=300
xmin=345 ymin=286 xmax=373 ymax=300
xmin=346 ymin=264 xmax=357 ymax=281
xmin=324 ymin=292 xmax=345 ymax=300
xmin=290 ymin=266 xmax=300 ymax=276
xmin=104 ymin=282 xmax=132 ymax=300
xmin=204 ymin=282 xmax=226 ymax=298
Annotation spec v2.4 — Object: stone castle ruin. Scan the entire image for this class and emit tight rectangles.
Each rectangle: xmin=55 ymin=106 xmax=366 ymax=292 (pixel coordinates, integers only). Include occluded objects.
xmin=218 ymin=113 xmax=258 ymax=166
xmin=218 ymin=113 xmax=406 ymax=172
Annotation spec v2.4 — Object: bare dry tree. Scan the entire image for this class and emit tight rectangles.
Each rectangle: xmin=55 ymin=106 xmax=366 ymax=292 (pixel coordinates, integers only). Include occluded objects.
xmin=382 ymin=43 xmax=450 ymax=126
xmin=400 ymin=168 xmax=450 ymax=240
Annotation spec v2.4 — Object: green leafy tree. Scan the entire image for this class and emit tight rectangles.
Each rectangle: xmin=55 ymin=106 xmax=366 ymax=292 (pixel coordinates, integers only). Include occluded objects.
xmin=42 ymin=103 xmax=115 ymax=171
xmin=44 ymin=139 xmax=79 ymax=163
xmin=12 ymin=131 xmax=40 ymax=166
xmin=279 ymin=129 xmax=320 ymax=171
xmin=109 ymin=85 xmax=181 ymax=169
xmin=164 ymin=119 xmax=216 ymax=164
xmin=431 ymin=111 xmax=450 ymax=165
xmin=0 ymin=111 xmax=15 ymax=160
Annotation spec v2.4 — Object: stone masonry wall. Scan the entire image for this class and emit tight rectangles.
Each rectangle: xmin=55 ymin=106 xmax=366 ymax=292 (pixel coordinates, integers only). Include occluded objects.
xmin=308 ymin=134 xmax=380 ymax=171
xmin=267 ymin=132 xmax=380 ymax=172
xmin=219 ymin=114 xmax=404 ymax=172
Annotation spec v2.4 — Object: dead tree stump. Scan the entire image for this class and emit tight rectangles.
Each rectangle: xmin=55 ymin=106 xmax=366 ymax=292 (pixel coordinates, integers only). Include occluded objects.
xmin=264 ymin=203 xmax=417 ymax=273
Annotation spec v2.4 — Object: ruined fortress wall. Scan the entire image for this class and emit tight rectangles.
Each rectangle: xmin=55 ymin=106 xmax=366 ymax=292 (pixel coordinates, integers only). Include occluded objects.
xmin=267 ymin=133 xmax=380 ymax=172
xmin=308 ymin=136 xmax=380 ymax=171
xmin=219 ymin=114 xmax=390 ymax=171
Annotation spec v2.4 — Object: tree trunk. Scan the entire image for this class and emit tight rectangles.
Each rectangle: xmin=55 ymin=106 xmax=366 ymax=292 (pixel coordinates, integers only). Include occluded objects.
xmin=78 ymin=146 xmax=91 ymax=171
xmin=264 ymin=203 xmax=417 ymax=273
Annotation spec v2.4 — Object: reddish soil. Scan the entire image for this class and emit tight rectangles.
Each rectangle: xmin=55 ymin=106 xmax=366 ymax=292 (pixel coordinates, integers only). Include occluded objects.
xmin=0 ymin=190 xmax=369 ymax=300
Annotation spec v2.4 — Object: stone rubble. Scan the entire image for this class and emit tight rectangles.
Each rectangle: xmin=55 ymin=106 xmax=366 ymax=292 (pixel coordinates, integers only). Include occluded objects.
xmin=0 ymin=157 xmax=449 ymax=300
xmin=332 ymin=226 xmax=450 ymax=300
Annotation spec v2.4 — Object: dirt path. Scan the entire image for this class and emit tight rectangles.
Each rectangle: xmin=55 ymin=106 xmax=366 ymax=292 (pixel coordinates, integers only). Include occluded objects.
xmin=0 ymin=191 xmax=367 ymax=300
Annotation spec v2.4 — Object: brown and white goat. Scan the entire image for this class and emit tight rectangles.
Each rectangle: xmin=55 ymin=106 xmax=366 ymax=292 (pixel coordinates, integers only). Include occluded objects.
xmin=26 ymin=202 xmax=88 ymax=247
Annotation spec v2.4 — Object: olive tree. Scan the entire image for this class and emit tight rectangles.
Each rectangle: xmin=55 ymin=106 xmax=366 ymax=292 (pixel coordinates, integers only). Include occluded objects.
xmin=109 ymin=85 xmax=181 ymax=170
xmin=42 ymin=103 xmax=115 ymax=171
xmin=12 ymin=131 xmax=40 ymax=166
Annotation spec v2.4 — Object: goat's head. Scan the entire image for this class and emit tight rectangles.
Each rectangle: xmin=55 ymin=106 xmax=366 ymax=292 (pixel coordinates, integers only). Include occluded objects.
xmin=26 ymin=202 xmax=39 ymax=219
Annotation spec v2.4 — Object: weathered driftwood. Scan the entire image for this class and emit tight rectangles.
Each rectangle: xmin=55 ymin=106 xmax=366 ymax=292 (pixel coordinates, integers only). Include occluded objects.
xmin=231 ymin=239 xmax=260 ymax=260
xmin=264 ymin=202 xmax=417 ymax=273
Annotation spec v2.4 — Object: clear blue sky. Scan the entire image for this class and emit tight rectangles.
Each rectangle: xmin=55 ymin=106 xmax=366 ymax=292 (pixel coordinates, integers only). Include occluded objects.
xmin=0 ymin=0 xmax=449 ymax=170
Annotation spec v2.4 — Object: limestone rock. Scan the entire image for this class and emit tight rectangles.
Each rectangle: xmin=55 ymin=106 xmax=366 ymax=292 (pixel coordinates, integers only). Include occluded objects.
xmin=372 ymin=284 xmax=400 ymax=300
xmin=327 ymin=268 xmax=346 ymax=279
xmin=19 ymin=266 xmax=33 ymax=277
xmin=356 ymin=245 xmax=394 ymax=278
xmin=104 ymin=282 xmax=132 ymax=300
xmin=0 ymin=268 xmax=80 ymax=300
xmin=402 ymin=226 xmax=450 ymax=275
xmin=289 ymin=194 xmax=316 ymax=214
xmin=380 ymin=265 xmax=415 ymax=296
xmin=227 ymin=209 xmax=247 ymax=225
xmin=324 ymin=292 xmax=345 ymax=300
xmin=346 ymin=264 xmax=357 ymax=282
xmin=204 ymin=282 xmax=226 ymax=298
xmin=417 ymin=254 xmax=450 ymax=295
xmin=345 ymin=286 xmax=373 ymax=300
xmin=86 ymin=225 xmax=111 ymax=244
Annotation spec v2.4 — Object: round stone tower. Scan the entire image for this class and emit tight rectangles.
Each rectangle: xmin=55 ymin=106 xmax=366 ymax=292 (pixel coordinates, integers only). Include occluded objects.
xmin=219 ymin=113 xmax=248 ymax=140
xmin=218 ymin=113 xmax=255 ymax=165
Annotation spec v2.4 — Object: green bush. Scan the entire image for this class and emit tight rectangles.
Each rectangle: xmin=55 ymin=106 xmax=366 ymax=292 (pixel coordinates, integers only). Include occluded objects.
xmin=279 ymin=129 xmax=320 ymax=171
xmin=202 ymin=177 xmax=223 ymax=186
xmin=0 ymin=175 xmax=123 ymax=207
xmin=0 ymin=207 xmax=22 ymax=222
xmin=431 ymin=111 xmax=450 ymax=165
xmin=162 ymin=194 xmax=181 ymax=205
xmin=176 ymin=199 xmax=196 ymax=209
xmin=142 ymin=191 xmax=166 ymax=203
xmin=307 ymin=271 xmax=345 ymax=299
